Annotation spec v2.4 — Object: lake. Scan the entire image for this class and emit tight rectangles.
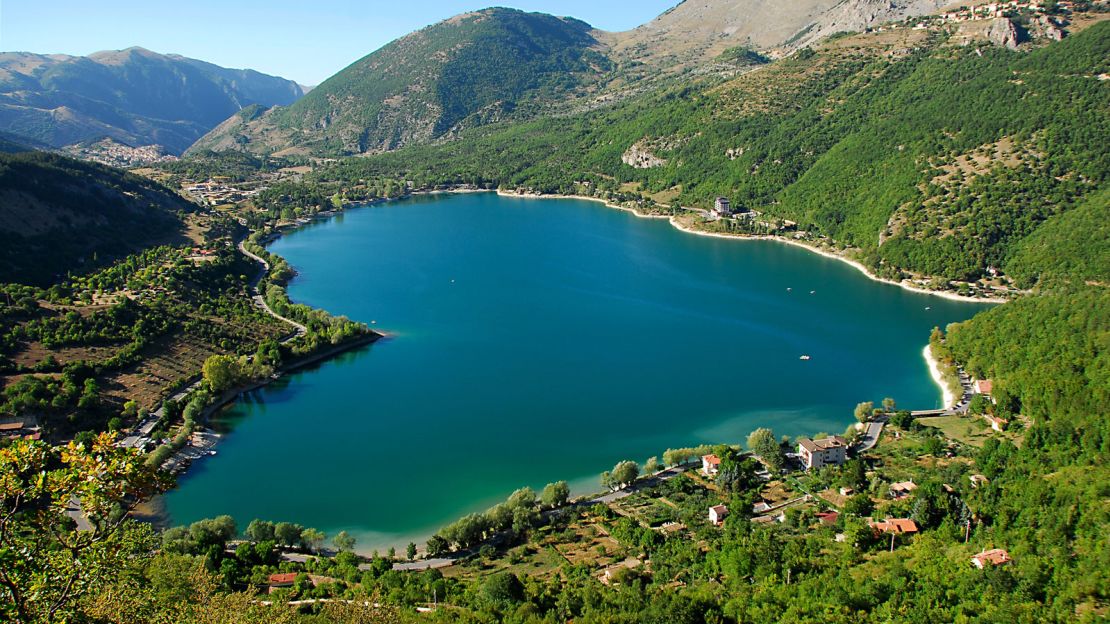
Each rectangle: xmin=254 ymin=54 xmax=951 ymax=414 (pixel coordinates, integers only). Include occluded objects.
xmin=162 ymin=192 xmax=989 ymax=550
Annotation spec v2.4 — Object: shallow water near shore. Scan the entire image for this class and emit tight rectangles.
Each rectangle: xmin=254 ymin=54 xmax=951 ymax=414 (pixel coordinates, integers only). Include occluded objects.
xmin=162 ymin=193 xmax=989 ymax=550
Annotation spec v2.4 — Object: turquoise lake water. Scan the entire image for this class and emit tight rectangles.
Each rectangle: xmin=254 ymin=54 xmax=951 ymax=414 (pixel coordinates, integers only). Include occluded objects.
xmin=162 ymin=193 xmax=989 ymax=550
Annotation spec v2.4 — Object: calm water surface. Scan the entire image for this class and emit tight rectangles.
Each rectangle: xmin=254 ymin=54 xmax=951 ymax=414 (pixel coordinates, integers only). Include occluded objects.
xmin=163 ymin=193 xmax=989 ymax=549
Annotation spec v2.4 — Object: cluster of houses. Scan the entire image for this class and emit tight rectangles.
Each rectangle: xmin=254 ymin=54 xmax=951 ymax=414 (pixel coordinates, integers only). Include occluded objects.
xmin=934 ymin=0 xmax=1075 ymax=24
xmin=184 ymin=181 xmax=261 ymax=206
xmin=697 ymin=437 xmax=1013 ymax=568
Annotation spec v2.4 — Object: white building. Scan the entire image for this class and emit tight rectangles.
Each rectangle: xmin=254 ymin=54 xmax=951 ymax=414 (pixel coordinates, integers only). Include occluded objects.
xmin=797 ymin=436 xmax=848 ymax=470
xmin=709 ymin=504 xmax=729 ymax=526
xmin=701 ymin=454 xmax=721 ymax=476
xmin=713 ymin=197 xmax=733 ymax=217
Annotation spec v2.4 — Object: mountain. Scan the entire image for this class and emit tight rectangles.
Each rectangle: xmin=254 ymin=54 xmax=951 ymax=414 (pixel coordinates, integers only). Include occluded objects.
xmin=326 ymin=14 xmax=1109 ymax=288
xmin=0 ymin=150 xmax=194 ymax=285
xmin=188 ymin=8 xmax=611 ymax=157
xmin=192 ymin=1 xmax=958 ymax=158
xmin=0 ymin=47 xmax=304 ymax=154
xmin=606 ymin=0 xmax=949 ymax=66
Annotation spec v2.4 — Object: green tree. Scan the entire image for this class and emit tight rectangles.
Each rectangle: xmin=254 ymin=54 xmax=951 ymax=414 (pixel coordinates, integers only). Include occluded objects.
xmin=747 ymin=427 xmax=785 ymax=471
xmin=301 ymin=528 xmax=326 ymax=553
xmin=541 ymin=480 xmax=570 ymax=509
xmin=406 ymin=542 xmax=418 ymax=560
xmin=611 ymin=460 xmax=640 ymax=488
xmin=644 ymin=456 xmax=661 ymax=474
xmin=273 ymin=522 xmax=304 ymax=548
xmin=333 ymin=530 xmax=356 ymax=552
xmin=0 ymin=435 xmax=170 ymax=623
xmin=854 ymin=401 xmax=875 ymax=423
xmin=882 ymin=397 xmax=896 ymax=412
xmin=245 ymin=519 xmax=275 ymax=543
xmin=201 ymin=354 xmax=246 ymax=394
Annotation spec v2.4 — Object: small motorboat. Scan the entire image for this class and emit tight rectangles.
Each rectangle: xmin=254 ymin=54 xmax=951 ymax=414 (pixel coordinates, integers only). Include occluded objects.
xmin=799 ymin=355 xmax=811 ymax=361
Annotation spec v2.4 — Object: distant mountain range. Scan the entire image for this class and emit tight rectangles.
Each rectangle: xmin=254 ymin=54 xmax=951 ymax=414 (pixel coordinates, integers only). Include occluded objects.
xmin=192 ymin=0 xmax=954 ymax=158
xmin=0 ymin=47 xmax=304 ymax=154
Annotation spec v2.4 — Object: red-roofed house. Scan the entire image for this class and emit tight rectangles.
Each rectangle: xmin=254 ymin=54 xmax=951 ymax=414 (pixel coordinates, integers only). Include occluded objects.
xmin=971 ymin=548 xmax=1012 ymax=568
xmin=709 ymin=504 xmax=729 ymax=526
xmin=869 ymin=518 xmax=919 ymax=535
xmin=268 ymin=573 xmax=298 ymax=588
xmin=976 ymin=379 xmax=994 ymax=395
xmin=984 ymin=414 xmax=1008 ymax=432
xmin=816 ymin=511 xmax=839 ymax=526
xmin=701 ymin=454 xmax=721 ymax=476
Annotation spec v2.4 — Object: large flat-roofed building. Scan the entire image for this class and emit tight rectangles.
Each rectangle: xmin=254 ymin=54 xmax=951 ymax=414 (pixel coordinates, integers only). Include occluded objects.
xmin=797 ymin=435 xmax=848 ymax=470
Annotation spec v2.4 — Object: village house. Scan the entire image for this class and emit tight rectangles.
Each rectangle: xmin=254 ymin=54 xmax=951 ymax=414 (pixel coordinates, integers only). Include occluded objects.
xmin=816 ymin=511 xmax=839 ymax=526
xmin=701 ymin=454 xmax=721 ymax=476
xmin=889 ymin=481 xmax=918 ymax=499
xmin=971 ymin=548 xmax=1013 ymax=569
xmin=709 ymin=504 xmax=729 ymax=526
xmin=753 ymin=501 xmax=772 ymax=514
xmin=797 ymin=435 xmax=848 ymax=470
xmin=268 ymin=572 xmax=298 ymax=591
xmin=984 ymin=414 xmax=1008 ymax=432
xmin=869 ymin=518 xmax=919 ymax=535
xmin=976 ymin=379 xmax=995 ymax=398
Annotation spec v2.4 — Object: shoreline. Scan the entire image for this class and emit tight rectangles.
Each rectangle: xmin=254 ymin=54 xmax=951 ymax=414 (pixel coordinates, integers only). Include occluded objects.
xmin=923 ymin=344 xmax=956 ymax=410
xmin=145 ymin=187 xmax=986 ymax=538
xmin=495 ymin=189 xmax=1008 ymax=305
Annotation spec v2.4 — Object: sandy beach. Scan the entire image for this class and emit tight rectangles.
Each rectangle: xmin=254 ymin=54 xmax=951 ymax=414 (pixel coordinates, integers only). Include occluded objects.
xmin=923 ymin=344 xmax=956 ymax=409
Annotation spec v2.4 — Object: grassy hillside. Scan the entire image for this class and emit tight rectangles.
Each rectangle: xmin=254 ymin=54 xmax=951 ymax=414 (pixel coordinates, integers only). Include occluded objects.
xmin=0 ymin=151 xmax=195 ymax=285
xmin=189 ymin=9 xmax=612 ymax=156
xmin=319 ymin=18 xmax=1109 ymax=286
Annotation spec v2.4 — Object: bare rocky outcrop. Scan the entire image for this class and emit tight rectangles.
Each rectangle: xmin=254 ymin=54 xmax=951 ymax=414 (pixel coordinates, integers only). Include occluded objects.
xmin=1029 ymin=16 xmax=1066 ymax=42
xmin=605 ymin=0 xmax=950 ymax=67
xmin=622 ymin=140 xmax=667 ymax=169
xmin=988 ymin=18 xmax=1023 ymax=50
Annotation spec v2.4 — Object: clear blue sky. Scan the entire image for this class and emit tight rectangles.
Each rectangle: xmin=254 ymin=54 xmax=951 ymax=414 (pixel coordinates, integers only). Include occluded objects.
xmin=0 ymin=0 xmax=678 ymax=85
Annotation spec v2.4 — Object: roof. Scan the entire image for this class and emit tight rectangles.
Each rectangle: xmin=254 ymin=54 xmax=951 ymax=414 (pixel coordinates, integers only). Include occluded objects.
xmin=816 ymin=511 xmax=839 ymax=525
xmin=798 ymin=436 xmax=848 ymax=453
xmin=702 ymin=454 xmax=721 ymax=466
xmin=890 ymin=481 xmax=918 ymax=493
xmin=976 ymin=379 xmax=994 ymax=394
xmin=269 ymin=573 xmax=299 ymax=585
xmin=0 ymin=422 xmax=25 ymax=431
xmin=870 ymin=518 xmax=919 ymax=534
xmin=709 ymin=504 xmax=729 ymax=515
xmin=972 ymin=548 xmax=1012 ymax=567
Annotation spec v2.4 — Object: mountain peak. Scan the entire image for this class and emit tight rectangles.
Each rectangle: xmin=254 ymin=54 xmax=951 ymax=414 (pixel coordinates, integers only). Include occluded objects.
xmin=191 ymin=8 xmax=609 ymax=156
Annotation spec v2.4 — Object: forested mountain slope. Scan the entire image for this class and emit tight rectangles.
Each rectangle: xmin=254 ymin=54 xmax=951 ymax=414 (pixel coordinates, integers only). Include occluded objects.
xmin=320 ymin=16 xmax=1109 ymax=286
xmin=0 ymin=151 xmax=194 ymax=285
xmin=188 ymin=9 xmax=612 ymax=157
xmin=0 ymin=47 xmax=304 ymax=153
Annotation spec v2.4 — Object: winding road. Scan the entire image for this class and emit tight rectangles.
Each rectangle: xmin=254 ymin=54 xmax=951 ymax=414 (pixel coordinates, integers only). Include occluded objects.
xmin=237 ymin=240 xmax=307 ymax=342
